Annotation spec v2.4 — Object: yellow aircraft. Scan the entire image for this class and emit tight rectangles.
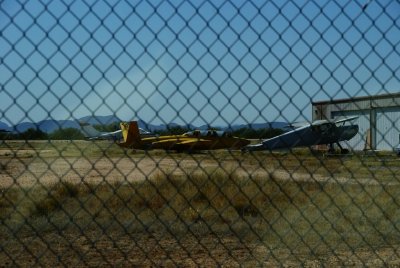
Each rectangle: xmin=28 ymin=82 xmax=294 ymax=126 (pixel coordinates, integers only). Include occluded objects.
xmin=118 ymin=121 xmax=250 ymax=151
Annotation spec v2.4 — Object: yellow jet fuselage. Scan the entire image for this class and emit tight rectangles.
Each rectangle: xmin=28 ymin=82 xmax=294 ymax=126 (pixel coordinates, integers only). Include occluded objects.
xmin=119 ymin=122 xmax=250 ymax=151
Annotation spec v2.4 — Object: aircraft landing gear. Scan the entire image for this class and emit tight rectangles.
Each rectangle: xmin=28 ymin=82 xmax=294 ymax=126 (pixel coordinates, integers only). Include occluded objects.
xmin=328 ymin=143 xmax=335 ymax=154
xmin=328 ymin=143 xmax=350 ymax=154
xmin=337 ymin=143 xmax=350 ymax=154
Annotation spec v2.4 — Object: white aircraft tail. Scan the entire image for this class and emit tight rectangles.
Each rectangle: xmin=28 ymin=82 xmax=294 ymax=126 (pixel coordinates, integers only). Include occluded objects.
xmin=79 ymin=122 xmax=102 ymax=139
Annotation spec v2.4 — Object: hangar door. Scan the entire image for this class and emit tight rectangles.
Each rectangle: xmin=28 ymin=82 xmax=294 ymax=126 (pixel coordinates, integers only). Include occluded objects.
xmin=332 ymin=111 xmax=370 ymax=151
xmin=376 ymin=108 xmax=400 ymax=150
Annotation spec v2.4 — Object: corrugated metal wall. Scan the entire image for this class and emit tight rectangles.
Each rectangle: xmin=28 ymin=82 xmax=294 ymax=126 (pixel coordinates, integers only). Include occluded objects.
xmin=376 ymin=108 xmax=400 ymax=150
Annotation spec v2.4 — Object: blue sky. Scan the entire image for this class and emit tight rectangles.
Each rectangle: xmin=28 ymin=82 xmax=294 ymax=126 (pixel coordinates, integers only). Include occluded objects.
xmin=1 ymin=0 xmax=399 ymax=127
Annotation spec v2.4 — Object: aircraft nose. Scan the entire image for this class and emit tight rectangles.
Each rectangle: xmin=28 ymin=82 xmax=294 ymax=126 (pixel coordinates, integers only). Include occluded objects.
xmin=345 ymin=125 xmax=359 ymax=140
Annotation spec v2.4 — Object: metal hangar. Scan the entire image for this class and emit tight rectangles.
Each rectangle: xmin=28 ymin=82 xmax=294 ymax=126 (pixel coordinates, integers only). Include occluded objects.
xmin=312 ymin=93 xmax=400 ymax=151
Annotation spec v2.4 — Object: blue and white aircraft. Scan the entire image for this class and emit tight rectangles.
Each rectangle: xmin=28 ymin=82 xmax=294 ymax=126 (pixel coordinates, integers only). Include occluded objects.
xmin=244 ymin=116 xmax=359 ymax=153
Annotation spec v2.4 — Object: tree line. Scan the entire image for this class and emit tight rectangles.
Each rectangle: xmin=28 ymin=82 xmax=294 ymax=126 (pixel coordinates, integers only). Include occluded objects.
xmin=0 ymin=128 xmax=84 ymax=140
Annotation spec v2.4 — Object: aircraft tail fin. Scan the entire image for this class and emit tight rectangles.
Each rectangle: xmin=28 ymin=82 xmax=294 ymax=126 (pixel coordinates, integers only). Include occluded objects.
xmin=119 ymin=121 xmax=141 ymax=147
xmin=79 ymin=121 xmax=102 ymax=139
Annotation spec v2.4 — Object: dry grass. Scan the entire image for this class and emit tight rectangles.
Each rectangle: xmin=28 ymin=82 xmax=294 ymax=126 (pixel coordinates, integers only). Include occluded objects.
xmin=2 ymin=141 xmax=400 ymax=265
xmin=2 ymin=166 xmax=400 ymax=250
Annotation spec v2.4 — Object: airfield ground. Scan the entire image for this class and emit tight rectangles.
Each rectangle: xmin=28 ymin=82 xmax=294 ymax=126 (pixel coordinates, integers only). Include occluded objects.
xmin=1 ymin=140 xmax=400 ymax=266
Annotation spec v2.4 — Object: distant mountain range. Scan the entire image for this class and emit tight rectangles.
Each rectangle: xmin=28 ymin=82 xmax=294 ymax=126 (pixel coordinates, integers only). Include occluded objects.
xmin=0 ymin=115 xmax=287 ymax=133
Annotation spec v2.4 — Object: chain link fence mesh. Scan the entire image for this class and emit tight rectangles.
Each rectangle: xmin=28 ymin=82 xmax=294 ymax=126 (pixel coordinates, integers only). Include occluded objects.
xmin=1 ymin=0 xmax=400 ymax=266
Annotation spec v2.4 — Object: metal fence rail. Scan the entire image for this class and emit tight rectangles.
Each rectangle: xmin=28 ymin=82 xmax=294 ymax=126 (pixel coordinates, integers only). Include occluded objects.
xmin=1 ymin=0 xmax=400 ymax=266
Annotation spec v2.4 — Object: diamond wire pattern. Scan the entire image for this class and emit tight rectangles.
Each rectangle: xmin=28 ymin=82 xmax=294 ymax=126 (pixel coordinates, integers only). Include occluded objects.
xmin=0 ymin=0 xmax=400 ymax=266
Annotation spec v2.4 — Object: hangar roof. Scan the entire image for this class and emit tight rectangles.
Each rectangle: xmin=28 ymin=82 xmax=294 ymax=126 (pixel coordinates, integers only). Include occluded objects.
xmin=312 ymin=92 xmax=400 ymax=106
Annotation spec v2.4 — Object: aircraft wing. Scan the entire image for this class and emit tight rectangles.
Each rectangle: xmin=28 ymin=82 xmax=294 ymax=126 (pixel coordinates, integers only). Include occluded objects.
xmin=334 ymin=116 xmax=359 ymax=124
xmin=151 ymin=138 xmax=210 ymax=145
xmin=286 ymin=122 xmax=310 ymax=129
xmin=97 ymin=130 xmax=122 ymax=138
xmin=150 ymin=138 xmax=214 ymax=150
xmin=286 ymin=116 xmax=359 ymax=130
xmin=175 ymin=138 xmax=211 ymax=145
xmin=310 ymin=120 xmax=329 ymax=126
xmin=309 ymin=116 xmax=359 ymax=127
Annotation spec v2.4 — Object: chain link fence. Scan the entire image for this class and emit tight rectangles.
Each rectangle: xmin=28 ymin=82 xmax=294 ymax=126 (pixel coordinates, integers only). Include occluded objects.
xmin=1 ymin=0 xmax=400 ymax=266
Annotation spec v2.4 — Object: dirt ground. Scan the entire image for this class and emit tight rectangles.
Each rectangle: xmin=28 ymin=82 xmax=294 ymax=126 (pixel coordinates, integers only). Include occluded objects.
xmin=3 ymin=228 xmax=400 ymax=267
xmin=1 ymin=141 xmax=400 ymax=266
xmin=0 ymin=149 xmax=383 ymax=189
